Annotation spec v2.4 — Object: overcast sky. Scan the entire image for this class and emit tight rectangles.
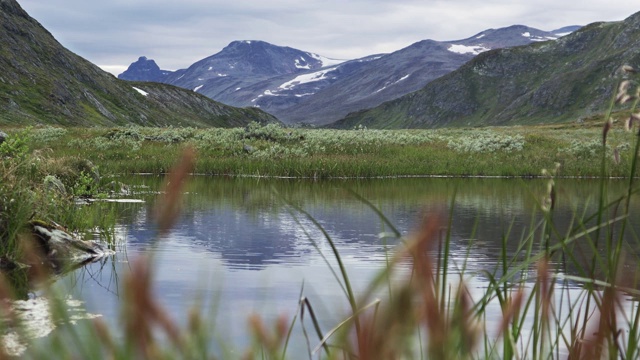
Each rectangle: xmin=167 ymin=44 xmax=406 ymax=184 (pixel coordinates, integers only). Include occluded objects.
xmin=18 ymin=1 xmax=640 ymax=75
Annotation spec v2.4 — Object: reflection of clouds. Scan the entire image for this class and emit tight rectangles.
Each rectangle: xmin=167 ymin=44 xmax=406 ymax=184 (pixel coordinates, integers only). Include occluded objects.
xmin=1 ymin=297 xmax=101 ymax=357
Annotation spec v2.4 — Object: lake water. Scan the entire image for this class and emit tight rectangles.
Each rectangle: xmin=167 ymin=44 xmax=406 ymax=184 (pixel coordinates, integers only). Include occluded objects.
xmin=45 ymin=176 xmax=640 ymax=355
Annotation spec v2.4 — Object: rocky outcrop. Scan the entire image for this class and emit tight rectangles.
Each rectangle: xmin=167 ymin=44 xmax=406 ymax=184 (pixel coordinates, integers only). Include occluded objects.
xmin=28 ymin=221 xmax=114 ymax=271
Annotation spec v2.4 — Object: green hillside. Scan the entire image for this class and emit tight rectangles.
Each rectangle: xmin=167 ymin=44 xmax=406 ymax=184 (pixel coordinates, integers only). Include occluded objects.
xmin=333 ymin=11 xmax=640 ymax=129
xmin=0 ymin=0 xmax=277 ymax=127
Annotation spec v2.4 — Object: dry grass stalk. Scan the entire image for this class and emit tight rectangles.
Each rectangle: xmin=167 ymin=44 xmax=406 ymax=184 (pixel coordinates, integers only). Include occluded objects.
xmin=569 ymin=286 xmax=623 ymax=360
xmin=92 ymin=318 xmax=116 ymax=359
xmin=154 ymin=146 xmax=196 ymax=235
xmin=616 ymin=80 xmax=634 ymax=104
xmin=353 ymin=213 xmax=478 ymax=359
xmin=410 ymin=214 xmax=448 ymax=358
xmin=122 ymin=256 xmax=182 ymax=359
xmin=620 ymin=65 xmax=636 ymax=74
xmin=243 ymin=313 xmax=289 ymax=359
xmin=356 ymin=286 xmax=415 ymax=360
xmin=603 ymin=118 xmax=613 ymax=146
xmin=625 ymin=113 xmax=640 ymax=132
xmin=538 ymin=258 xmax=552 ymax=324
xmin=497 ymin=287 xmax=525 ymax=338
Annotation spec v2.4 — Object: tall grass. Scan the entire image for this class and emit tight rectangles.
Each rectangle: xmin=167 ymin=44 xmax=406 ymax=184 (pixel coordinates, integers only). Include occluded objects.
xmin=10 ymin=117 xmax=639 ymax=179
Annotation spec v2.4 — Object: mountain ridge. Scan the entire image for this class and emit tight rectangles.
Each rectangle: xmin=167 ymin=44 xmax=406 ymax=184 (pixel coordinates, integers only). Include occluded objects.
xmin=119 ymin=25 xmax=578 ymax=125
xmin=332 ymin=13 xmax=640 ymax=129
xmin=0 ymin=0 xmax=278 ymax=127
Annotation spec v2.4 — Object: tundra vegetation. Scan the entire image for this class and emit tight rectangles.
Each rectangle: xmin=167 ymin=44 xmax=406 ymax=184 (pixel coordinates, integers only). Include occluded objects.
xmin=2 ymin=115 xmax=638 ymax=180
xmin=0 ymin=69 xmax=639 ymax=358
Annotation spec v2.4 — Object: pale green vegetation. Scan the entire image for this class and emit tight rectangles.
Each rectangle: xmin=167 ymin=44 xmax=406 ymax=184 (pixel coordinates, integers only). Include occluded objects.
xmin=4 ymin=117 xmax=637 ymax=180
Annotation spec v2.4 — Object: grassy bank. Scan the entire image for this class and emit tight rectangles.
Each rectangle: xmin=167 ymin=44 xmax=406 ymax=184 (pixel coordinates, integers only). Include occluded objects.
xmin=0 ymin=127 xmax=119 ymax=257
xmin=1 ymin=118 xmax=637 ymax=179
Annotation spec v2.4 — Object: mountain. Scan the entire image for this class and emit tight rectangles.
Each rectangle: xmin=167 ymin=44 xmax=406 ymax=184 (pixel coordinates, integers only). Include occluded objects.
xmin=332 ymin=13 xmax=640 ymax=129
xmin=169 ymin=40 xmax=347 ymax=110
xmin=552 ymin=25 xmax=583 ymax=36
xmin=118 ymin=56 xmax=173 ymax=82
xmin=0 ymin=0 xmax=277 ymax=127
xmin=121 ymin=26 xmax=575 ymax=125
xmin=269 ymin=25 xmax=567 ymax=125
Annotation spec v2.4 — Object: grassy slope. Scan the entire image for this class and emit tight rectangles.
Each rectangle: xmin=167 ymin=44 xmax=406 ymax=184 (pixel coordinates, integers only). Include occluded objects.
xmin=0 ymin=0 xmax=278 ymax=127
xmin=333 ymin=12 xmax=640 ymax=129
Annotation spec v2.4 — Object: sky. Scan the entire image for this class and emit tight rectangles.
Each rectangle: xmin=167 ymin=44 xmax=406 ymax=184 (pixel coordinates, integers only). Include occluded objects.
xmin=17 ymin=1 xmax=640 ymax=76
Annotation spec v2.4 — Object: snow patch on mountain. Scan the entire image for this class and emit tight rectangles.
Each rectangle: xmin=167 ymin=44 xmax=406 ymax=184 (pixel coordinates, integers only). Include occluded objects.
xmin=522 ymin=32 xmax=557 ymax=42
xmin=308 ymin=53 xmax=345 ymax=67
xmin=194 ymin=85 xmax=204 ymax=92
xmin=295 ymin=58 xmax=310 ymax=69
xmin=448 ymin=44 xmax=491 ymax=55
xmin=132 ymin=87 xmax=148 ymax=97
xmin=278 ymin=67 xmax=339 ymax=90
xmin=374 ymin=74 xmax=410 ymax=94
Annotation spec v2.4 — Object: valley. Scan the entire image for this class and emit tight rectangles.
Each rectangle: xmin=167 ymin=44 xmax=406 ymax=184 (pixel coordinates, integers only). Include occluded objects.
xmin=2 ymin=1 xmax=640 ymax=358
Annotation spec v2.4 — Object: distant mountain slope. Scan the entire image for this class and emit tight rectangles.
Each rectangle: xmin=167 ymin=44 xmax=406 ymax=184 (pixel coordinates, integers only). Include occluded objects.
xmin=273 ymin=25 xmax=566 ymax=125
xmin=121 ymin=25 xmax=575 ymax=125
xmin=332 ymin=13 xmax=640 ymax=129
xmin=0 ymin=0 xmax=277 ymax=127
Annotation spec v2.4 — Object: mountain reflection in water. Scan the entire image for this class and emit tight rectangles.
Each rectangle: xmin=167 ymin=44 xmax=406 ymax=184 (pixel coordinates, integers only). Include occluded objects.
xmin=46 ymin=176 xmax=640 ymax=353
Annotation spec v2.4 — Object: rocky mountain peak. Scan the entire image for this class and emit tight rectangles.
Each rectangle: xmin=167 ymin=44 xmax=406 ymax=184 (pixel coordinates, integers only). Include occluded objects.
xmin=207 ymin=39 xmax=324 ymax=75
xmin=118 ymin=56 xmax=171 ymax=82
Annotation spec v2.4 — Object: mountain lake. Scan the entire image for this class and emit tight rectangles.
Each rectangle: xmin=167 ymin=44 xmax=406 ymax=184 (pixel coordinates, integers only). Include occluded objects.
xmin=26 ymin=176 xmax=640 ymax=356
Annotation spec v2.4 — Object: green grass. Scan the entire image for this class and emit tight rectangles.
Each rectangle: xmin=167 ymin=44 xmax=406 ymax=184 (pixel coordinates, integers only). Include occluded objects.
xmin=4 ymin=118 xmax=637 ymax=180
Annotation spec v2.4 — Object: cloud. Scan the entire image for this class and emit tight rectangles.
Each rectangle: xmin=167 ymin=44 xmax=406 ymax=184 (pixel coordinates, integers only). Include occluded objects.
xmin=18 ymin=0 xmax=640 ymax=75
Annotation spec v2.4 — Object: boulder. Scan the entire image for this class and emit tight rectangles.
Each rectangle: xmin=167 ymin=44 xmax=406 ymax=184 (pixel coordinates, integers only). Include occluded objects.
xmin=0 ymin=130 xmax=7 ymax=145
xmin=28 ymin=221 xmax=114 ymax=271
xmin=43 ymin=175 xmax=66 ymax=196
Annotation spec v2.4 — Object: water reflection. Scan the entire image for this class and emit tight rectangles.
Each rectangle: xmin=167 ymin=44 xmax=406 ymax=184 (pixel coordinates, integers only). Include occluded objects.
xmin=116 ymin=176 xmax=639 ymax=274
xmin=42 ymin=176 xmax=640 ymax=354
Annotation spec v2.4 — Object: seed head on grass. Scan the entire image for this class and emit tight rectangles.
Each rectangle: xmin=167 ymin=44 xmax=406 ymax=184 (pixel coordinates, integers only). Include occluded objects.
xmin=603 ymin=118 xmax=613 ymax=146
xmin=244 ymin=313 xmax=289 ymax=360
xmin=625 ymin=113 xmax=640 ymax=132
xmin=122 ymin=256 xmax=182 ymax=358
xmin=537 ymin=258 xmax=552 ymax=328
xmin=153 ymin=146 xmax=196 ymax=236
xmin=570 ymin=285 xmax=623 ymax=359
xmin=620 ymin=64 xmax=637 ymax=74
xmin=616 ymin=80 xmax=635 ymax=104
xmin=497 ymin=287 xmax=525 ymax=337
xmin=92 ymin=318 xmax=115 ymax=358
